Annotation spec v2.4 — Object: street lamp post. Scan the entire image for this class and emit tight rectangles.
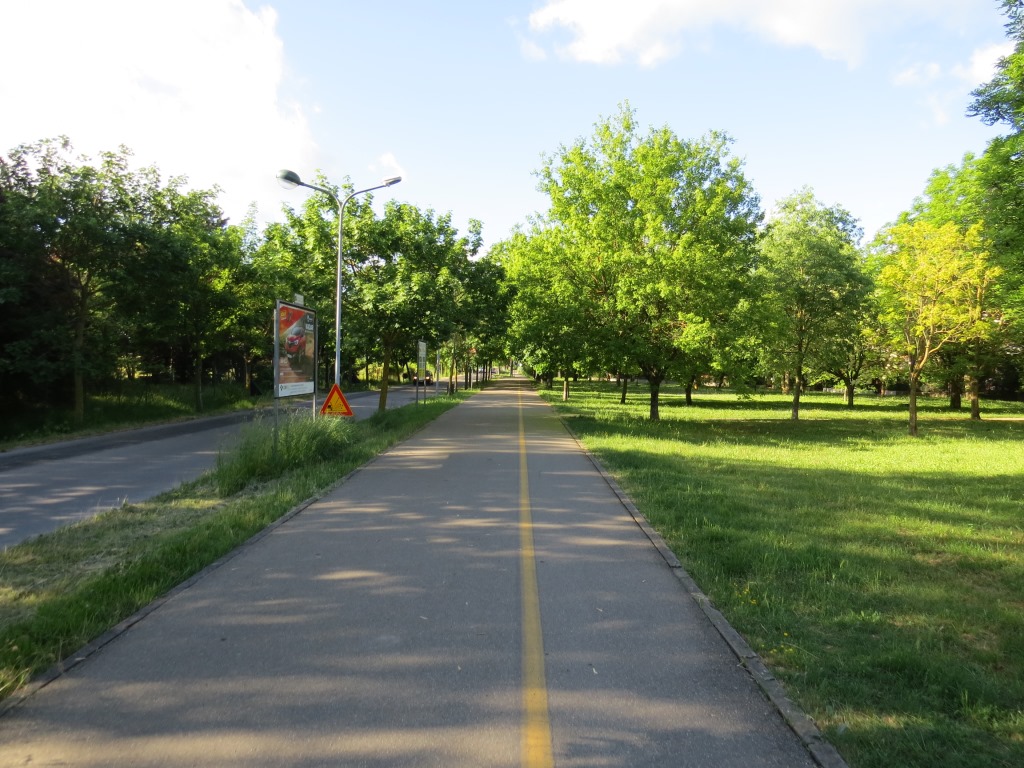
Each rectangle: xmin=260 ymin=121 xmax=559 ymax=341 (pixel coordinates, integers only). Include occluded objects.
xmin=277 ymin=169 xmax=401 ymax=388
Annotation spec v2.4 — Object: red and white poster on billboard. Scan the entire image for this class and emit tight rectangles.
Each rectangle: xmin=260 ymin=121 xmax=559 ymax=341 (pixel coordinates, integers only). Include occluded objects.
xmin=273 ymin=300 xmax=316 ymax=398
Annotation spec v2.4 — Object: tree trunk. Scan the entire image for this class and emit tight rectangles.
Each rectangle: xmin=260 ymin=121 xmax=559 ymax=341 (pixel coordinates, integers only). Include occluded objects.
xmin=648 ymin=376 xmax=662 ymax=421
xmin=908 ymin=370 xmax=920 ymax=437
xmin=562 ymin=376 xmax=570 ymax=401
xmin=378 ymin=346 xmax=392 ymax=412
xmin=193 ymin=349 xmax=204 ymax=412
xmin=685 ymin=376 xmax=694 ymax=406
xmin=73 ymin=367 xmax=85 ymax=426
xmin=790 ymin=365 xmax=803 ymax=421
xmin=192 ymin=327 xmax=204 ymax=412
xmin=844 ymin=377 xmax=855 ymax=408
xmin=72 ymin=300 xmax=87 ymax=426
xmin=949 ymin=377 xmax=964 ymax=410
xmin=620 ymin=376 xmax=628 ymax=404
xmin=968 ymin=375 xmax=981 ymax=420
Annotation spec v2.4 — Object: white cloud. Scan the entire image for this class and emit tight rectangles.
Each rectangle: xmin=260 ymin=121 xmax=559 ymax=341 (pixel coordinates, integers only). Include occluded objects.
xmin=372 ymin=152 xmax=407 ymax=183
xmin=528 ymin=0 xmax=704 ymax=68
xmin=0 ymin=0 xmax=318 ymax=224
xmin=894 ymin=62 xmax=943 ymax=87
xmin=525 ymin=0 xmax=994 ymax=69
xmin=952 ymin=41 xmax=1014 ymax=87
xmin=924 ymin=93 xmax=952 ymax=125
xmin=526 ymin=0 xmax=879 ymax=67
xmin=891 ymin=41 xmax=1012 ymax=127
xmin=743 ymin=1 xmax=875 ymax=65
xmin=519 ymin=38 xmax=548 ymax=62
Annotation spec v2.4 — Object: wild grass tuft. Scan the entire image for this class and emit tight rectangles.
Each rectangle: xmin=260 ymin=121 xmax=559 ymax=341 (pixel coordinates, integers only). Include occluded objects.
xmin=213 ymin=411 xmax=356 ymax=495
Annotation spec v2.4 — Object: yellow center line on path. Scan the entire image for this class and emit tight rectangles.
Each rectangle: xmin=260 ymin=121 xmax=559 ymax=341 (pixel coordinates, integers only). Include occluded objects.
xmin=518 ymin=388 xmax=555 ymax=768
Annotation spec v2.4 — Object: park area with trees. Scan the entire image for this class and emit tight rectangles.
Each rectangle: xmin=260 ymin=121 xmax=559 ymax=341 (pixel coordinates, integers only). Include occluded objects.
xmin=2 ymin=3 xmax=1024 ymax=766
xmin=500 ymin=97 xmax=1020 ymax=436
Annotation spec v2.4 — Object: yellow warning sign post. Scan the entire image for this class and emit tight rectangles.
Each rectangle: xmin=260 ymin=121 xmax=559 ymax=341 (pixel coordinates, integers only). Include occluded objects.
xmin=320 ymin=383 xmax=354 ymax=417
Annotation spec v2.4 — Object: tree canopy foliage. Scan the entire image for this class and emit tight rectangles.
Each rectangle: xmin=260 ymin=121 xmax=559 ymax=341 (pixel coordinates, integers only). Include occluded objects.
xmin=755 ymin=190 xmax=870 ymax=419
xmin=873 ymin=221 xmax=1001 ymax=435
xmin=0 ymin=138 xmax=241 ymax=422
xmin=496 ymin=81 xmax=1024 ymax=431
xmin=970 ymin=0 xmax=1024 ymax=334
xmin=505 ymin=104 xmax=762 ymax=419
xmin=0 ymin=140 xmax=505 ymax=424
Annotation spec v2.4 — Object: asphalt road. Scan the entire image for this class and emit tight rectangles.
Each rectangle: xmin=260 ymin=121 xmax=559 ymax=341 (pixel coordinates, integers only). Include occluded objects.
xmin=0 ymin=385 xmax=438 ymax=550
xmin=0 ymin=379 xmax=823 ymax=767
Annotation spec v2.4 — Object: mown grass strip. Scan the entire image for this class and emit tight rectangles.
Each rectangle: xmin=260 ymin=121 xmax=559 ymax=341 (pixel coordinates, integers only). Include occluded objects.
xmin=0 ymin=394 xmax=469 ymax=703
xmin=540 ymin=382 xmax=1024 ymax=768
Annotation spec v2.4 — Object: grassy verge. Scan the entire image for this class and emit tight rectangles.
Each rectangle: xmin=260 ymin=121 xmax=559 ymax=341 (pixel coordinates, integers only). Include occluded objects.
xmin=0 ymin=393 xmax=470 ymax=702
xmin=539 ymin=382 xmax=1024 ymax=768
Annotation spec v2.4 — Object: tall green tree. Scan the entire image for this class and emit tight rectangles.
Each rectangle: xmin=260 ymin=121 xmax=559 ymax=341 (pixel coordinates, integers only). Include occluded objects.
xmin=970 ymin=1 xmax=1024 ymax=364
xmin=873 ymin=221 xmax=1001 ymax=436
xmin=816 ymin=303 xmax=885 ymax=408
xmin=225 ymin=209 xmax=278 ymax=394
xmin=1 ymin=138 xmax=244 ymax=419
xmin=457 ymin=249 xmax=510 ymax=386
xmin=756 ymin=189 xmax=870 ymax=419
xmin=902 ymin=154 xmax=984 ymax=230
xmin=532 ymin=104 xmax=761 ymax=419
xmin=500 ymin=228 xmax=600 ymax=398
xmin=0 ymin=139 xmax=136 ymax=423
xmin=113 ymin=177 xmax=239 ymax=409
xmin=344 ymin=201 xmax=476 ymax=411
xmin=898 ymin=154 xmax=1014 ymax=415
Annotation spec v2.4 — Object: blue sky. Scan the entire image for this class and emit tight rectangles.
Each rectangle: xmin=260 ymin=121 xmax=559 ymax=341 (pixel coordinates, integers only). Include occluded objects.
xmin=1 ymin=1 xmax=1012 ymax=252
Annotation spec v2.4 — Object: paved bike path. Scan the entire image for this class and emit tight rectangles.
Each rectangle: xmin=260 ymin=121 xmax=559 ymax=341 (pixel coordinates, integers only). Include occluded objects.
xmin=0 ymin=380 xmax=824 ymax=767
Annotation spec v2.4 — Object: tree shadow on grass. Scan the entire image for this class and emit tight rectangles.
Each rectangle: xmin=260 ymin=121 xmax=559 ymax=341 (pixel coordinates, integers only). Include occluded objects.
xmin=585 ymin=436 xmax=1024 ymax=768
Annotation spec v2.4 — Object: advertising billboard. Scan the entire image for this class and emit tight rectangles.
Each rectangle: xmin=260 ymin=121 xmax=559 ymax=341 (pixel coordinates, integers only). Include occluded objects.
xmin=273 ymin=300 xmax=316 ymax=398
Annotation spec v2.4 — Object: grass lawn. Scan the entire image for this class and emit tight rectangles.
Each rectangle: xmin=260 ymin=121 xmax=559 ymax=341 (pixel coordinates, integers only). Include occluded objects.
xmin=539 ymin=381 xmax=1024 ymax=768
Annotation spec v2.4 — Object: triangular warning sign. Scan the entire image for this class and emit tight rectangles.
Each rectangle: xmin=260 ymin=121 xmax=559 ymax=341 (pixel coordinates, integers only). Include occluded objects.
xmin=320 ymin=383 xmax=354 ymax=417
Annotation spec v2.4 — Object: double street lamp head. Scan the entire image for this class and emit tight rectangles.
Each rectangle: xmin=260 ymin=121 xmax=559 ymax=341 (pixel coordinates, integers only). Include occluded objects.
xmin=276 ymin=169 xmax=402 ymax=196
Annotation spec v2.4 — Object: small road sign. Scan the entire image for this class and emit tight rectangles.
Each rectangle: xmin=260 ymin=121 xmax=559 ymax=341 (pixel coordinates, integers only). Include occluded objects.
xmin=320 ymin=384 xmax=354 ymax=417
